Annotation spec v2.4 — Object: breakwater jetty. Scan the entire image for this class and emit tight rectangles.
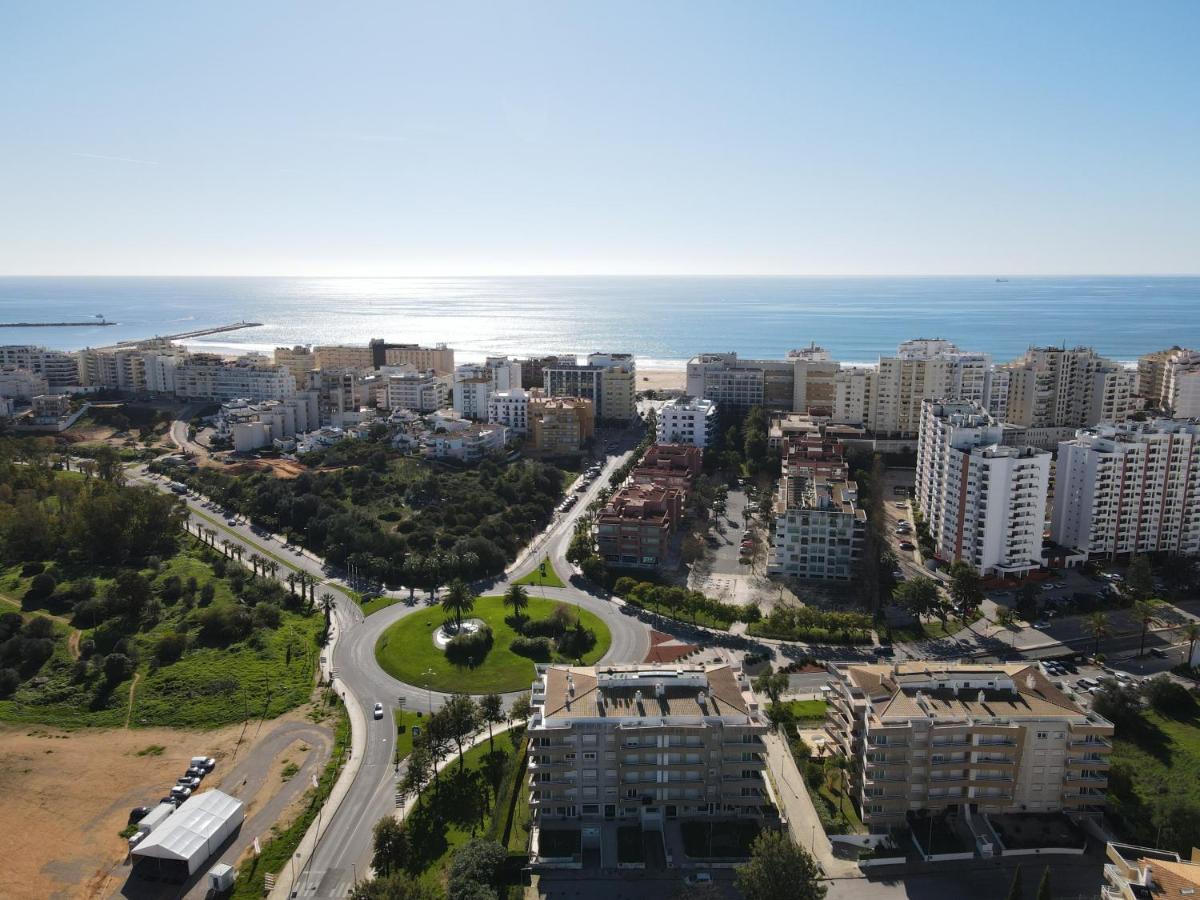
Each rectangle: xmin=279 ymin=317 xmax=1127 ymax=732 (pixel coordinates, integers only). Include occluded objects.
xmin=113 ymin=320 xmax=264 ymax=346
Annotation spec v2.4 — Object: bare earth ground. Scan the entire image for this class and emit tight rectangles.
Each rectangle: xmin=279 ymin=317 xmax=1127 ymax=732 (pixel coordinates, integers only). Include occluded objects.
xmin=638 ymin=368 xmax=686 ymax=393
xmin=0 ymin=707 xmax=322 ymax=900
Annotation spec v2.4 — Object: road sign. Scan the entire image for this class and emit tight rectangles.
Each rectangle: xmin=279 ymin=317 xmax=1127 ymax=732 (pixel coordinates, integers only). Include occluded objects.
xmin=396 ymin=697 xmax=406 ymax=708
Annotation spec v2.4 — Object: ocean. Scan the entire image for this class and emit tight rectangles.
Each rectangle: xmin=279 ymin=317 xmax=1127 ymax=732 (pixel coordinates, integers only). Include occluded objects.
xmin=0 ymin=276 xmax=1196 ymax=368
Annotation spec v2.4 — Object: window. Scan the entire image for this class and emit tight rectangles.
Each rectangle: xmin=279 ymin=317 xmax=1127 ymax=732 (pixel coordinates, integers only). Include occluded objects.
xmin=583 ymin=752 xmax=597 ymax=761
xmin=1036 ymin=731 xmax=1048 ymax=740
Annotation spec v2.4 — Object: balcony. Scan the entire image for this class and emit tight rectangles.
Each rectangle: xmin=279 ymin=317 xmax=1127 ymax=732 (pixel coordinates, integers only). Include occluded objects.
xmin=1066 ymin=757 xmax=1111 ymax=769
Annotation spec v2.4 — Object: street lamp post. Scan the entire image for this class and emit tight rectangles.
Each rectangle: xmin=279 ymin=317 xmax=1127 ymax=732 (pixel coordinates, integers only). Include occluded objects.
xmin=423 ymin=666 xmax=435 ymax=715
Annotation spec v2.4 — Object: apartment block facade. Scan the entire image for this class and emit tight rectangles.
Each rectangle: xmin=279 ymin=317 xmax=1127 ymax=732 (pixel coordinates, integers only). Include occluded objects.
xmin=488 ymin=387 xmax=536 ymax=434
xmin=826 ymin=663 xmax=1113 ymax=833
xmin=655 ymin=396 xmax=717 ymax=448
xmin=595 ymin=483 xmax=683 ymax=569
xmin=0 ymin=345 xmax=80 ymax=389
xmin=527 ymin=664 xmax=773 ymax=831
xmin=542 ymin=354 xmax=636 ymax=422
xmin=384 ymin=371 xmax=450 ymax=413
xmin=916 ymin=400 xmax=1050 ymax=577
xmin=1002 ymin=346 xmax=1138 ymax=433
xmin=528 ymin=396 xmax=595 ymax=455
xmin=1051 ymin=419 xmax=1200 ymax=558
xmin=175 ymin=356 xmax=297 ymax=403
xmin=768 ymin=438 xmax=865 ymax=580
xmin=451 ymin=357 xmax=522 ymax=420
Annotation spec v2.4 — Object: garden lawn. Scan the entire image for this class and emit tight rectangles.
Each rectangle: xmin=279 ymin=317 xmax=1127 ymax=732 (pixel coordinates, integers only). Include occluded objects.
xmin=513 ymin=558 xmax=565 ymax=589
xmin=1108 ymin=709 xmax=1200 ymax=852
xmin=785 ymin=699 xmax=828 ymax=721
xmin=393 ymin=708 xmax=422 ymax=763
xmin=362 ymin=594 xmax=401 ymax=617
xmin=374 ymin=595 xmax=611 ymax=693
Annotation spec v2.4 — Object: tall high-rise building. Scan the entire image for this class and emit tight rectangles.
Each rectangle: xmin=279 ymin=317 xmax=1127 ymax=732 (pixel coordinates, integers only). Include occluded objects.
xmin=916 ymin=400 xmax=1050 ymax=576
xmin=542 ymin=353 xmax=636 ymax=422
xmin=1051 ymin=419 xmax=1200 ymax=559
xmin=451 ymin=357 xmax=522 ymax=420
xmin=1002 ymin=346 xmax=1138 ymax=431
xmin=0 ymin=345 xmax=80 ymax=389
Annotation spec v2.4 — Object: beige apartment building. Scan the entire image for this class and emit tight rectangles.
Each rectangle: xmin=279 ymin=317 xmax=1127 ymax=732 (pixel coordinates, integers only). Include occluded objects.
xmin=273 ymin=345 xmax=316 ymax=385
xmin=527 ymin=664 xmax=774 ymax=832
xmin=528 ymin=396 xmax=595 ymax=455
xmin=1002 ymin=346 xmax=1138 ymax=434
xmin=826 ymin=663 xmax=1113 ymax=833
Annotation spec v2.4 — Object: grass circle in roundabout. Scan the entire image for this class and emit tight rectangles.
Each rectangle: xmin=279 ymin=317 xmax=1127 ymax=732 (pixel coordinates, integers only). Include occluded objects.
xmin=374 ymin=595 xmax=613 ymax=694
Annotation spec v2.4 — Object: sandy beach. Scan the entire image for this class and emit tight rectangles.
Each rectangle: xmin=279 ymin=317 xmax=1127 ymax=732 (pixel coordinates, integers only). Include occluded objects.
xmin=637 ymin=367 xmax=687 ymax=393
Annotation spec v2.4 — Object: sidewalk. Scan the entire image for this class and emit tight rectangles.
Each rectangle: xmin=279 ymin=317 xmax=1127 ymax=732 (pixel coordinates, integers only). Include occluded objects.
xmin=763 ymin=730 xmax=862 ymax=880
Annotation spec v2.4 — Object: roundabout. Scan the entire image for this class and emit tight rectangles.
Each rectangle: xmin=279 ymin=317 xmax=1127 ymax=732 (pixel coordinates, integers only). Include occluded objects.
xmin=373 ymin=595 xmax=613 ymax=694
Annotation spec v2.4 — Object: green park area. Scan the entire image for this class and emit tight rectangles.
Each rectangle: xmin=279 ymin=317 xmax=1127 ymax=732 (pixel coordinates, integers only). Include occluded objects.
xmin=375 ymin=595 xmax=610 ymax=693
xmin=513 ymin=556 xmax=565 ymax=589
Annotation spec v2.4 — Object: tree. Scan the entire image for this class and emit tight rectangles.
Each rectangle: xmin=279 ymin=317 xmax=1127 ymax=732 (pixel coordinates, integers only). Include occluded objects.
xmin=371 ymin=816 xmax=409 ymax=876
xmin=1125 ymin=555 xmax=1154 ymax=603
xmin=1143 ymin=676 xmax=1196 ymax=717
xmin=441 ymin=693 xmax=479 ymax=771
xmin=400 ymin=741 xmax=432 ymax=805
xmin=1132 ymin=599 xmax=1158 ymax=657
xmin=1036 ymin=866 xmax=1052 ymax=900
xmin=509 ymin=694 xmax=532 ymax=724
xmin=480 ymin=693 xmax=504 ymax=753
xmin=735 ymin=830 xmax=825 ymax=900
xmin=441 ymin=579 xmax=476 ymax=631
xmin=447 ymin=838 xmax=506 ymax=900
xmin=1185 ymin=621 xmax=1200 ymax=668
xmin=892 ymin=576 xmax=939 ymax=620
xmin=1006 ymin=864 xmax=1023 ymax=900
xmin=1085 ymin=612 xmax=1110 ymax=657
xmin=502 ymin=584 xmax=529 ymax=625
xmin=1016 ymin=582 xmax=1039 ymax=621
xmin=320 ymin=592 xmax=336 ymax=625
xmin=948 ymin=561 xmax=984 ymax=619
xmin=753 ymin=671 xmax=789 ymax=705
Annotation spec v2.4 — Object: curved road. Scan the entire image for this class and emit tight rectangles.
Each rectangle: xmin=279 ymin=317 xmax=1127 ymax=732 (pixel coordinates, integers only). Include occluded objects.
xmin=134 ymin=434 xmax=652 ymax=898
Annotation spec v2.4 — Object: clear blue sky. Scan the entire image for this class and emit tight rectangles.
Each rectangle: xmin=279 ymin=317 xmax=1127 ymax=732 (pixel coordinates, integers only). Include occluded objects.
xmin=1 ymin=2 xmax=1196 ymax=276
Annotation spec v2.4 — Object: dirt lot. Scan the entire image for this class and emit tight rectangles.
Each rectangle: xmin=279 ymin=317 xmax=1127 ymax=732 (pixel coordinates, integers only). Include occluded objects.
xmin=222 ymin=458 xmax=307 ymax=478
xmin=0 ymin=709 xmax=320 ymax=900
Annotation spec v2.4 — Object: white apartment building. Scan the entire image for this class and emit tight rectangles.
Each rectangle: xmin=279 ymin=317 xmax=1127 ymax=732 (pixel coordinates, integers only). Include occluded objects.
xmin=916 ymin=400 xmax=1050 ymax=577
xmin=655 ymin=396 xmax=717 ymax=448
xmin=175 ymin=356 xmax=297 ymax=403
xmin=1162 ymin=349 xmax=1200 ymax=418
xmin=1003 ymin=346 xmax=1138 ymax=435
xmin=527 ymin=664 xmax=774 ymax=832
xmin=488 ymin=388 xmax=536 ymax=434
xmin=452 ymin=357 xmax=522 ymax=420
xmin=77 ymin=344 xmax=188 ymax=394
xmin=868 ymin=340 xmax=992 ymax=437
xmin=1051 ymin=419 xmax=1200 ymax=559
xmin=384 ymin=371 xmax=449 ymax=413
xmin=769 ymin=476 xmax=865 ymax=581
xmin=686 ymin=352 xmax=810 ymax=413
xmin=0 ymin=345 xmax=80 ymax=389
xmin=826 ymin=662 xmax=1113 ymax=832
xmin=218 ymin=394 xmax=320 ymax=453
xmin=422 ymin=423 xmax=508 ymax=463
xmin=0 ymin=368 xmax=50 ymax=401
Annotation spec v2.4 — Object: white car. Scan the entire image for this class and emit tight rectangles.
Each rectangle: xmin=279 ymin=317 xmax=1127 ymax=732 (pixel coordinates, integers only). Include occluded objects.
xmin=373 ymin=702 xmax=385 ymax=719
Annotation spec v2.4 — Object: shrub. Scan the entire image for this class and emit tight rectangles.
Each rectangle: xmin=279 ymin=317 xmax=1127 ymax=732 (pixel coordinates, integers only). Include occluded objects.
xmin=510 ymin=636 xmax=555 ymax=661
xmin=1143 ymin=676 xmax=1196 ymax=717
xmin=154 ymin=633 xmax=188 ymax=664
xmin=25 ymin=572 xmax=57 ymax=602
xmin=20 ymin=562 xmax=45 ymax=577
xmin=445 ymin=625 xmax=494 ymax=666
xmin=557 ymin=622 xmax=596 ymax=658
xmin=103 ymin=652 xmax=134 ymax=684
xmin=0 ymin=667 xmax=20 ymax=697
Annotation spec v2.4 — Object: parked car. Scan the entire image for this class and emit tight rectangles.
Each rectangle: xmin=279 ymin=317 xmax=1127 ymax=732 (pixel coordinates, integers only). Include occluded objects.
xmin=1150 ymin=647 xmax=1169 ymax=659
xmin=169 ymin=785 xmax=193 ymax=799
xmin=374 ymin=702 xmax=385 ymax=719
xmin=899 ymin=542 xmax=915 ymax=551
xmin=160 ymin=795 xmax=183 ymax=808
xmin=685 ymin=873 xmax=713 ymax=885
xmin=128 ymin=806 xmax=153 ymax=823
xmin=186 ymin=766 xmax=206 ymax=779
xmin=190 ymin=756 xmax=217 ymax=772
xmin=177 ymin=776 xmax=202 ymax=789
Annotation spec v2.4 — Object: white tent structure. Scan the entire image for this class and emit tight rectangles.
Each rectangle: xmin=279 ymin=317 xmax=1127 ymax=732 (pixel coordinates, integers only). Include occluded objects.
xmin=132 ymin=790 xmax=244 ymax=882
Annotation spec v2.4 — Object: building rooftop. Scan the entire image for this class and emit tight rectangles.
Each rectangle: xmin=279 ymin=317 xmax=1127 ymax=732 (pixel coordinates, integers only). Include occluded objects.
xmin=537 ymin=664 xmax=755 ymax=722
xmin=841 ymin=663 xmax=1106 ymax=724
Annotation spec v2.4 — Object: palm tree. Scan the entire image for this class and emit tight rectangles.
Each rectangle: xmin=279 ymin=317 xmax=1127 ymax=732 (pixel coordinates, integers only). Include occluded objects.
xmin=1133 ymin=600 xmax=1159 ymax=657
xmin=286 ymin=572 xmax=297 ymax=597
xmin=248 ymin=553 xmax=261 ymax=577
xmin=320 ymin=592 xmax=336 ymax=625
xmin=441 ymin=579 xmax=476 ymax=631
xmin=267 ymin=560 xmax=280 ymax=582
xmin=1085 ymin=612 xmax=1110 ymax=658
xmin=1185 ymin=622 xmax=1200 ymax=669
xmin=503 ymin=584 xmax=530 ymax=625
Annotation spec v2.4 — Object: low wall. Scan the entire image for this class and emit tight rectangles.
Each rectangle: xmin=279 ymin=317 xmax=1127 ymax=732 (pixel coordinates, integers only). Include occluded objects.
xmin=1001 ymin=846 xmax=1086 ymax=858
